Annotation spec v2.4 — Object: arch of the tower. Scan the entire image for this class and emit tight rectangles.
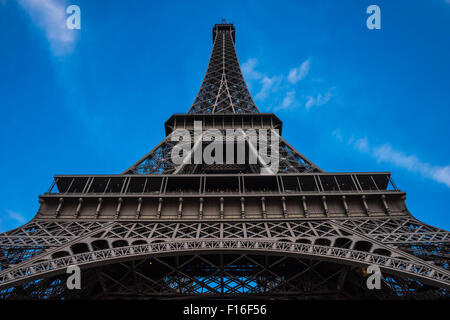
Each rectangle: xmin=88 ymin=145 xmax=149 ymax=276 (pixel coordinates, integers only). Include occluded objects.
xmin=0 ymin=253 xmax=423 ymax=299
xmin=1 ymin=238 xmax=449 ymax=296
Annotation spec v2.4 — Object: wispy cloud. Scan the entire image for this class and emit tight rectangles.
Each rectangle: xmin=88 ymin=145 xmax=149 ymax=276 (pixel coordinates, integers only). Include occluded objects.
xmin=242 ymin=57 xmax=335 ymax=112
xmin=0 ymin=210 xmax=28 ymax=232
xmin=373 ymin=144 xmax=450 ymax=187
xmin=4 ymin=210 xmax=27 ymax=224
xmin=274 ymin=90 xmax=297 ymax=111
xmin=242 ymin=58 xmax=282 ymax=102
xmin=353 ymin=137 xmax=370 ymax=153
xmin=17 ymin=0 xmax=78 ymax=55
xmin=288 ymin=59 xmax=310 ymax=84
xmin=255 ymin=76 xmax=281 ymax=101
xmin=242 ymin=58 xmax=262 ymax=80
xmin=305 ymin=90 xmax=333 ymax=110
xmin=333 ymin=131 xmax=450 ymax=188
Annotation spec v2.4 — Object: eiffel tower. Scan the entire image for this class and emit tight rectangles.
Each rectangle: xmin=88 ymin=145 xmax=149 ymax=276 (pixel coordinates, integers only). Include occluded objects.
xmin=1 ymin=22 xmax=449 ymax=300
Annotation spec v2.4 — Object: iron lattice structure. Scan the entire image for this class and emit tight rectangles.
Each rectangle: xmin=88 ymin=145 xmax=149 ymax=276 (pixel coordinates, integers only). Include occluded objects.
xmin=1 ymin=23 xmax=449 ymax=300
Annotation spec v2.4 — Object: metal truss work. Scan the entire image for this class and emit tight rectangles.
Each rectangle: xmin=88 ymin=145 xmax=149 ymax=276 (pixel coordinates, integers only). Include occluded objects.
xmin=2 ymin=217 xmax=446 ymax=250
xmin=1 ymin=22 xmax=449 ymax=299
xmin=123 ymin=22 xmax=320 ymax=175
xmin=5 ymin=254 xmax=441 ymax=299
xmin=0 ymin=220 xmax=108 ymax=248
xmin=123 ymin=128 xmax=321 ymax=175
xmin=334 ymin=217 xmax=450 ymax=244
xmin=1 ymin=237 xmax=450 ymax=291
xmin=1 ymin=216 xmax=449 ymax=295
xmin=188 ymin=23 xmax=258 ymax=114
xmin=0 ymin=221 xmax=113 ymax=272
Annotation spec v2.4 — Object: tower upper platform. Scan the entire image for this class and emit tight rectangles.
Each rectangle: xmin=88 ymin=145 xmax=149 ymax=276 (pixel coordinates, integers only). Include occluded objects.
xmin=213 ymin=22 xmax=235 ymax=43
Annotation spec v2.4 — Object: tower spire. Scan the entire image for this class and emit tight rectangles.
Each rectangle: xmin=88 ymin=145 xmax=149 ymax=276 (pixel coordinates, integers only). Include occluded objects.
xmin=188 ymin=23 xmax=259 ymax=114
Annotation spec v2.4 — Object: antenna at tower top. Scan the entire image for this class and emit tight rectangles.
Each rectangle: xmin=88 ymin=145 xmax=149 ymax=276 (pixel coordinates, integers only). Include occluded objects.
xmin=222 ymin=18 xmax=226 ymax=24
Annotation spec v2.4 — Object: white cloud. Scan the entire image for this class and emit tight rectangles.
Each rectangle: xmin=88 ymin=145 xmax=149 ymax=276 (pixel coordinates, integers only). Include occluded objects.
xmin=282 ymin=90 xmax=296 ymax=108
xmin=305 ymin=90 xmax=333 ymax=110
xmin=242 ymin=57 xmax=334 ymax=112
xmin=288 ymin=59 xmax=310 ymax=84
xmin=242 ymin=58 xmax=262 ymax=80
xmin=17 ymin=0 xmax=77 ymax=55
xmin=334 ymin=132 xmax=450 ymax=188
xmin=255 ymin=76 xmax=280 ymax=101
xmin=430 ymin=166 xmax=450 ymax=187
xmin=354 ymin=137 xmax=370 ymax=153
xmin=373 ymin=144 xmax=450 ymax=188
xmin=5 ymin=210 xmax=27 ymax=224
xmin=242 ymin=58 xmax=283 ymax=102
xmin=274 ymin=90 xmax=297 ymax=111
xmin=305 ymin=96 xmax=315 ymax=109
xmin=372 ymin=144 xmax=419 ymax=171
xmin=0 ymin=210 xmax=28 ymax=233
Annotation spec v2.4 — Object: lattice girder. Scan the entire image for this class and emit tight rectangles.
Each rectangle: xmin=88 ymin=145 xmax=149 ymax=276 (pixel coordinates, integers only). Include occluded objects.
xmin=1 ymin=218 xmax=449 ymax=292
xmin=188 ymin=24 xmax=258 ymax=114
xmin=123 ymin=128 xmax=321 ymax=175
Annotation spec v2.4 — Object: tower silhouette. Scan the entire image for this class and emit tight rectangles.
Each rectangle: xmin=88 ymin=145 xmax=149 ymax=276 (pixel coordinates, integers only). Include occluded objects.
xmin=0 ymin=23 xmax=449 ymax=299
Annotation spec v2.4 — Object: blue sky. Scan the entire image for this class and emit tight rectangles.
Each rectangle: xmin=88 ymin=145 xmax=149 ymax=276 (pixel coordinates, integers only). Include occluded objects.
xmin=0 ymin=0 xmax=449 ymax=232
